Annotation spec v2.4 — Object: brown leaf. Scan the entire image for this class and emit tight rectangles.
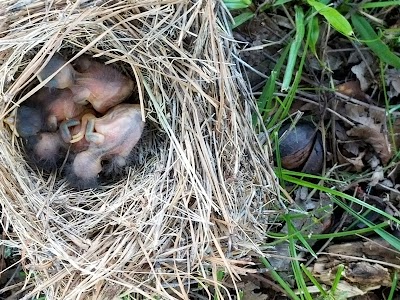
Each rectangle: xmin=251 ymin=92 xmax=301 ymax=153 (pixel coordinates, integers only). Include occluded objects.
xmin=337 ymin=144 xmax=365 ymax=172
xmin=336 ymin=81 xmax=368 ymax=101
xmin=344 ymin=103 xmax=384 ymax=128
xmin=345 ymin=262 xmax=391 ymax=286
xmin=242 ymin=281 xmax=269 ymax=300
xmin=347 ymin=126 xmax=392 ymax=164
xmin=351 ymin=62 xmax=371 ymax=91
xmin=386 ymin=68 xmax=400 ymax=98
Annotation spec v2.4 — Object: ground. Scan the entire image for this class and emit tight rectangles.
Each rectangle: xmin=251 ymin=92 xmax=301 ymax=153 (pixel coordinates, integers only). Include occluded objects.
xmin=224 ymin=1 xmax=400 ymax=299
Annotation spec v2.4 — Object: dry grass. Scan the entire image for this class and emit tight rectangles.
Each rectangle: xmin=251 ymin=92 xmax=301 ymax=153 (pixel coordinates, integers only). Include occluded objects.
xmin=0 ymin=0 xmax=278 ymax=299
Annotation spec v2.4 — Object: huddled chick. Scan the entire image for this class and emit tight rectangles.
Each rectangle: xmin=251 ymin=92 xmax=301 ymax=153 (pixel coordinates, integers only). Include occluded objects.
xmin=67 ymin=104 xmax=144 ymax=189
xmin=38 ymin=53 xmax=135 ymax=113
xmin=7 ymin=53 xmax=144 ymax=189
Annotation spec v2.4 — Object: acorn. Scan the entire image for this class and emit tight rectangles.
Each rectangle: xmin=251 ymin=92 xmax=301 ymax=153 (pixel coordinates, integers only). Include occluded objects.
xmin=276 ymin=121 xmax=323 ymax=174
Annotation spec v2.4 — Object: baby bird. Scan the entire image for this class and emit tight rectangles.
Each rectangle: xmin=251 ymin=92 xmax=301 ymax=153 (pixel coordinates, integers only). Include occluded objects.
xmin=67 ymin=104 xmax=144 ymax=189
xmin=24 ymin=132 xmax=67 ymax=171
xmin=24 ymin=118 xmax=91 ymax=171
xmin=70 ymin=56 xmax=135 ymax=113
xmin=11 ymin=106 xmax=44 ymax=137
xmin=38 ymin=53 xmax=135 ymax=114
xmin=37 ymin=53 xmax=75 ymax=89
xmin=26 ymin=87 xmax=86 ymax=132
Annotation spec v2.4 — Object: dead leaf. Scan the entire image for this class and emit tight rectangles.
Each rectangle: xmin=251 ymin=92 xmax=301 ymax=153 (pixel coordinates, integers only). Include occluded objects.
xmin=369 ymin=166 xmax=384 ymax=186
xmin=336 ymin=81 xmax=368 ymax=101
xmin=345 ymin=262 xmax=391 ymax=286
xmin=337 ymin=144 xmax=365 ymax=172
xmin=351 ymin=61 xmax=370 ymax=91
xmin=386 ymin=68 xmax=400 ymax=98
xmin=335 ymin=121 xmax=350 ymax=141
xmin=242 ymin=281 xmax=269 ymax=300
xmin=344 ymin=103 xmax=383 ymax=129
xmin=347 ymin=126 xmax=391 ymax=164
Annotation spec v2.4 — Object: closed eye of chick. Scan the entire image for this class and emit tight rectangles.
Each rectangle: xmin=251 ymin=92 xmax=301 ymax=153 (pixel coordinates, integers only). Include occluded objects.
xmin=67 ymin=104 xmax=144 ymax=190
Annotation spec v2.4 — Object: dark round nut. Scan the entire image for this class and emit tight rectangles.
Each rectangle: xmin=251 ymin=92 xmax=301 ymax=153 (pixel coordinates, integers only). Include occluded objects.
xmin=301 ymin=131 xmax=323 ymax=174
xmin=278 ymin=122 xmax=316 ymax=169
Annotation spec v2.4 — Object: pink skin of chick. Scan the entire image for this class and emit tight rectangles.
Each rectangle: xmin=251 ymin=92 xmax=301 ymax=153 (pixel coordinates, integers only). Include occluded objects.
xmin=25 ymin=87 xmax=86 ymax=133
xmin=37 ymin=53 xmax=75 ymax=89
xmin=38 ymin=53 xmax=135 ymax=114
xmin=67 ymin=104 xmax=144 ymax=189
xmin=25 ymin=132 xmax=66 ymax=171
xmin=26 ymin=118 xmax=91 ymax=171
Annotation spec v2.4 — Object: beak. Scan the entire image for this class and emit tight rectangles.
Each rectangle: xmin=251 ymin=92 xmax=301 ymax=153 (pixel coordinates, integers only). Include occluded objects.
xmin=3 ymin=115 xmax=20 ymax=137
xmin=4 ymin=116 xmax=15 ymax=126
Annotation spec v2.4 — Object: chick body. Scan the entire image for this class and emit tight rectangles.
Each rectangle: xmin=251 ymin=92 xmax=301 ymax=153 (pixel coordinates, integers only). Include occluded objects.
xmin=37 ymin=53 xmax=135 ymax=114
xmin=25 ymin=132 xmax=67 ymax=171
xmin=20 ymin=87 xmax=86 ymax=133
xmin=37 ymin=53 xmax=75 ymax=89
xmin=71 ymin=56 xmax=135 ymax=113
xmin=15 ymin=106 xmax=44 ymax=137
xmin=68 ymin=104 xmax=144 ymax=189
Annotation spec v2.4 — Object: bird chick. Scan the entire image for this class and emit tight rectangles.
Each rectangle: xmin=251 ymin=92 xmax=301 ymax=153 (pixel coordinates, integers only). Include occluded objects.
xmin=24 ymin=119 xmax=91 ymax=172
xmin=37 ymin=53 xmax=75 ymax=89
xmin=26 ymin=87 xmax=86 ymax=132
xmin=37 ymin=54 xmax=134 ymax=113
xmin=70 ymin=56 xmax=135 ymax=114
xmin=24 ymin=132 xmax=67 ymax=171
xmin=67 ymin=104 xmax=144 ymax=189
xmin=6 ymin=105 xmax=44 ymax=137
xmin=38 ymin=53 xmax=134 ymax=113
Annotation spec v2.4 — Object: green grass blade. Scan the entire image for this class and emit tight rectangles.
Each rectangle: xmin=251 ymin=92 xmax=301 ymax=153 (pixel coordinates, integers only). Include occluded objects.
xmin=254 ymin=43 xmax=290 ymax=127
xmin=330 ymin=264 xmax=344 ymax=294
xmin=273 ymin=0 xmax=294 ymax=6
xmin=361 ymin=1 xmax=400 ymax=9
xmin=282 ymin=6 xmax=305 ymax=91
xmin=273 ymin=131 xmax=286 ymax=191
xmin=257 ymin=70 xmax=277 ymax=118
xmin=307 ymin=0 xmax=353 ymax=36
xmin=223 ymin=0 xmax=252 ymax=10
xmin=280 ymin=173 xmax=400 ymax=226
xmin=232 ymin=11 xmax=255 ymax=29
xmin=351 ymin=14 xmax=400 ymax=68
xmin=280 ymin=169 xmax=344 ymax=183
xmin=295 ymin=229 xmax=317 ymax=258
xmin=308 ymin=16 xmax=320 ymax=58
xmin=286 ymin=215 xmax=312 ymax=299
xmin=387 ymin=271 xmax=398 ymax=300
xmin=260 ymin=257 xmax=301 ymax=300
xmin=331 ymin=196 xmax=400 ymax=251
xmin=301 ymin=264 xmax=328 ymax=297
xmin=267 ymin=221 xmax=388 ymax=242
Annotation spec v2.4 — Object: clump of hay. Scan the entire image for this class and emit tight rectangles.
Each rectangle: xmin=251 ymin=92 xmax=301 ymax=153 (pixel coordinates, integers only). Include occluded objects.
xmin=0 ymin=0 xmax=278 ymax=298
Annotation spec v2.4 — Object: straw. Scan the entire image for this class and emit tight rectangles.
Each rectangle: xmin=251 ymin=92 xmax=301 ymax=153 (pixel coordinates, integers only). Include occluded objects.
xmin=0 ymin=1 xmax=278 ymax=298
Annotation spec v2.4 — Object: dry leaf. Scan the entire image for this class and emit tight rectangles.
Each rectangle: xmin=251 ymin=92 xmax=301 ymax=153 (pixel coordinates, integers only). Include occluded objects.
xmin=344 ymin=103 xmax=383 ymax=128
xmin=351 ymin=61 xmax=370 ymax=91
xmin=386 ymin=68 xmax=400 ymax=98
xmin=337 ymin=144 xmax=364 ymax=172
xmin=343 ymin=142 xmax=360 ymax=156
xmin=347 ymin=126 xmax=391 ymax=164
xmin=336 ymin=81 xmax=368 ymax=101
xmin=369 ymin=166 xmax=384 ymax=186
xmin=242 ymin=281 xmax=269 ymax=300
xmin=345 ymin=262 xmax=391 ymax=286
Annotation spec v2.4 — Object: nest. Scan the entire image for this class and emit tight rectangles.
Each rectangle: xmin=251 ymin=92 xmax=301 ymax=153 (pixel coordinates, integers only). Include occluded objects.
xmin=0 ymin=1 xmax=278 ymax=298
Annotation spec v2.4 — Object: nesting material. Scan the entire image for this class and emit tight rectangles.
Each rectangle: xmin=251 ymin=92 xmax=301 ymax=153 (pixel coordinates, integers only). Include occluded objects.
xmin=0 ymin=1 xmax=278 ymax=299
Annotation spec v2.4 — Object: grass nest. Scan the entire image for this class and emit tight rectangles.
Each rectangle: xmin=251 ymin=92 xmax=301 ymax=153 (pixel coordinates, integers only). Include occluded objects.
xmin=0 ymin=1 xmax=277 ymax=298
